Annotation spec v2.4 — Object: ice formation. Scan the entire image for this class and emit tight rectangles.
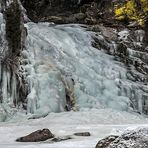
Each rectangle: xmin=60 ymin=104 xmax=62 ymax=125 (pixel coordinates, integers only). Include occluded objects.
xmin=0 ymin=0 xmax=25 ymax=121
xmin=0 ymin=7 xmax=148 ymax=120
xmin=24 ymin=22 xmax=147 ymax=117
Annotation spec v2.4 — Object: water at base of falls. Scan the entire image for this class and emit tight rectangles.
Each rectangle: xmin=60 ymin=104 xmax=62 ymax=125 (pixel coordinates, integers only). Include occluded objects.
xmin=0 ymin=11 xmax=148 ymax=120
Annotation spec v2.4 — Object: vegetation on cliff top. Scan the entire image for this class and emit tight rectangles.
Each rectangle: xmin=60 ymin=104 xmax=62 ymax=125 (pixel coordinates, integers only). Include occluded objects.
xmin=114 ymin=0 xmax=148 ymax=26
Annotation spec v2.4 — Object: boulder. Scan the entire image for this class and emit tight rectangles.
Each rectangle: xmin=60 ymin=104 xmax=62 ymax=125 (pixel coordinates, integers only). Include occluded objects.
xmin=109 ymin=128 xmax=148 ymax=148
xmin=16 ymin=129 xmax=54 ymax=142
xmin=96 ymin=128 xmax=148 ymax=148
xmin=95 ymin=135 xmax=118 ymax=148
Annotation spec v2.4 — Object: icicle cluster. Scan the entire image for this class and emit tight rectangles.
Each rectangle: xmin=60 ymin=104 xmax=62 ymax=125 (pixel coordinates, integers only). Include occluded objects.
xmin=0 ymin=0 xmax=27 ymax=121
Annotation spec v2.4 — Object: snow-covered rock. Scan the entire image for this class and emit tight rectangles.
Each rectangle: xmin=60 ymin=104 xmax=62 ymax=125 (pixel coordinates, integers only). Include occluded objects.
xmin=96 ymin=128 xmax=148 ymax=148
xmin=95 ymin=135 xmax=118 ymax=148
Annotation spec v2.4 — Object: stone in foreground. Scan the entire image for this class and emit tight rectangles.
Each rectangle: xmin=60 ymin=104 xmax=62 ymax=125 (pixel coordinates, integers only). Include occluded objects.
xmin=96 ymin=128 xmax=148 ymax=148
xmin=95 ymin=135 xmax=118 ymax=148
xmin=110 ymin=128 xmax=148 ymax=148
xmin=16 ymin=129 xmax=54 ymax=142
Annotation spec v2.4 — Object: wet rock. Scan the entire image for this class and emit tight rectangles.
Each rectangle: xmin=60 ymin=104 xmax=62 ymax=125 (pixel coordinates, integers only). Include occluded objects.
xmin=74 ymin=132 xmax=91 ymax=136
xmin=95 ymin=135 xmax=118 ymax=148
xmin=16 ymin=129 xmax=54 ymax=142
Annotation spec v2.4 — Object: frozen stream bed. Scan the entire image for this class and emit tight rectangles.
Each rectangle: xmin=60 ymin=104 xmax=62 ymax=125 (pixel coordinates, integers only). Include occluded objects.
xmin=0 ymin=109 xmax=148 ymax=148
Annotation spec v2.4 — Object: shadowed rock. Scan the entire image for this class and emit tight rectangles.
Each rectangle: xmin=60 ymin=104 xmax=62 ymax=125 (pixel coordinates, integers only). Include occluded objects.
xmin=74 ymin=132 xmax=91 ymax=136
xmin=16 ymin=129 xmax=54 ymax=142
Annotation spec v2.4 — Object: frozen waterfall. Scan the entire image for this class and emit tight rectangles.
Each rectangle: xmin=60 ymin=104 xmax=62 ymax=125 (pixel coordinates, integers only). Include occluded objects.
xmin=0 ymin=11 xmax=148 ymax=120
xmin=24 ymin=22 xmax=147 ymax=117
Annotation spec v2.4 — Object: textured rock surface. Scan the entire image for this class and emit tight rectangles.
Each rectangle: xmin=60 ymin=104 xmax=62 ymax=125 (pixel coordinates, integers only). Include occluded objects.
xmin=0 ymin=0 xmax=28 ymax=116
xmin=95 ymin=135 xmax=118 ymax=148
xmin=20 ymin=0 xmax=113 ymax=24
xmin=96 ymin=128 xmax=148 ymax=148
xmin=110 ymin=128 xmax=148 ymax=148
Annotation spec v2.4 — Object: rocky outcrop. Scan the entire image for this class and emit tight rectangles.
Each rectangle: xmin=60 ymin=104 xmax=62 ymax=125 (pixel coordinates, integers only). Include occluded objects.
xmin=16 ymin=129 xmax=54 ymax=142
xmin=90 ymin=23 xmax=148 ymax=114
xmin=0 ymin=0 xmax=28 ymax=112
xmin=20 ymin=0 xmax=114 ymax=25
xmin=5 ymin=1 xmax=22 ymax=56
xmin=20 ymin=0 xmax=83 ymax=22
xmin=96 ymin=128 xmax=148 ymax=148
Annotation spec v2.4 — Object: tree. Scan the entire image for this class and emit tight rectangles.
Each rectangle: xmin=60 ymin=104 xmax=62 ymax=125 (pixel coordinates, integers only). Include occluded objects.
xmin=114 ymin=0 xmax=148 ymax=26
xmin=144 ymin=16 xmax=148 ymax=43
xmin=5 ymin=0 xmax=22 ymax=55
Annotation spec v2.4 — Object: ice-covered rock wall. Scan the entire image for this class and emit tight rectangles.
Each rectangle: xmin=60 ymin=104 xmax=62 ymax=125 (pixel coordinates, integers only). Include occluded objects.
xmin=0 ymin=0 xmax=27 ymax=121
xmin=0 ymin=11 xmax=18 ymax=121
xmin=23 ymin=22 xmax=148 ymax=118
xmin=0 ymin=1 xmax=148 ymax=120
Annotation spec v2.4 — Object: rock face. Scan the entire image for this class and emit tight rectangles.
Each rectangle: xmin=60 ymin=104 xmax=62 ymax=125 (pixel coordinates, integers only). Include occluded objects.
xmin=96 ymin=128 xmax=148 ymax=148
xmin=20 ymin=0 xmax=82 ymax=22
xmin=0 ymin=0 xmax=28 ymax=114
xmin=5 ymin=1 xmax=22 ymax=55
xmin=16 ymin=129 xmax=54 ymax=142
xmin=20 ymin=0 xmax=113 ymax=24
xmin=91 ymin=23 xmax=148 ymax=114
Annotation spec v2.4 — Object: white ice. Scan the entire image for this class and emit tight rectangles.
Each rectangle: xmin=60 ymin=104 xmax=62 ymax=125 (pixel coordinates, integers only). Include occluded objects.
xmin=24 ymin=22 xmax=147 ymax=117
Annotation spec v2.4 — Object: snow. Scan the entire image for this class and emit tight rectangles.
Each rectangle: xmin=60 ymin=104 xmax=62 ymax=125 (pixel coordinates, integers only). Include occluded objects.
xmin=110 ymin=128 xmax=148 ymax=148
xmin=0 ymin=109 xmax=148 ymax=148
xmin=118 ymin=29 xmax=129 ymax=41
